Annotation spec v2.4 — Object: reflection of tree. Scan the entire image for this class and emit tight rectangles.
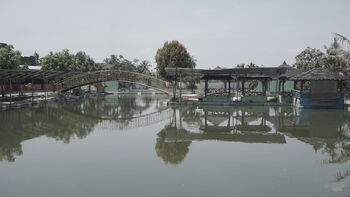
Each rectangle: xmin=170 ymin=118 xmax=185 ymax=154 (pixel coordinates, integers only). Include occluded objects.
xmin=0 ymin=95 xmax=168 ymax=162
xmin=181 ymin=106 xmax=201 ymax=126
xmin=335 ymin=169 xmax=350 ymax=182
xmin=155 ymin=125 xmax=191 ymax=165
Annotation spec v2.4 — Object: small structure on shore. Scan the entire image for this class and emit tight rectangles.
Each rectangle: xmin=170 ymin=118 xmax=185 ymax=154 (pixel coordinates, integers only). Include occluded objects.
xmin=290 ymin=67 xmax=347 ymax=109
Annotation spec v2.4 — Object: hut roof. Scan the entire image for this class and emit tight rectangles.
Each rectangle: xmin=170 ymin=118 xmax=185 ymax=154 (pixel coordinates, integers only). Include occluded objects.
xmin=278 ymin=61 xmax=292 ymax=68
xmin=290 ymin=68 xmax=347 ymax=81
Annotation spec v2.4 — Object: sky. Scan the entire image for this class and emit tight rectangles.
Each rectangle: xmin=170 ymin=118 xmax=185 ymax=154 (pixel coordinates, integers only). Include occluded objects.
xmin=1 ymin=0 xmax=350 ymax=69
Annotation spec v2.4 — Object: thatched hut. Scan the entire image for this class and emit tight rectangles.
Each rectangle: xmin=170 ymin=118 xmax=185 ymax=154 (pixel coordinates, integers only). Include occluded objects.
xmin=290 ymin=67 xmax=347 ymax=108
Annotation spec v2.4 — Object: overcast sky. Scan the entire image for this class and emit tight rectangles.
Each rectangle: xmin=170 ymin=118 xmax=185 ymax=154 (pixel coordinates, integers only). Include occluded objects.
xmin=1 ymin=0 xmax=350 ymax=69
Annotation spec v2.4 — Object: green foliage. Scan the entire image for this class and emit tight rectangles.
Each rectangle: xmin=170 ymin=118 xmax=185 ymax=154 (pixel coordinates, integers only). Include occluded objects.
xmin=104 ymin=55 xmax=152 ymax=75
xmin=294 ymin=35 xmax=350 ymax=74
xmin=236 ymin=62 xmax=260 ymax=68
xmin=294 ymin=47 xmax=325 ymax=70
xmin=0 ymin=43 xmax=21 ymax=70
xmin=323 ymin=48 xmax=350 ymax=73
xmin=184 ymin=76 xmax=199 ymax=93
xmin=155 ymin=40 xmax=196 ymax=81
xmin=33 ymin=51 xmax=40 ymax=65
xmin=41 ymin=49 xmax=100 ymax=72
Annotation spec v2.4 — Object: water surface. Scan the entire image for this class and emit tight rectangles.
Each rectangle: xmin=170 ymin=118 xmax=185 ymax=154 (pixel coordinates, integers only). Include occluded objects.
xmin=0 ymin=95 xmax=349 ymax=197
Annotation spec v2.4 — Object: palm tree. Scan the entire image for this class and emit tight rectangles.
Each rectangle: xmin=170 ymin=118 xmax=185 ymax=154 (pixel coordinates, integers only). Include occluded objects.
xmin=334 ymin=33 xmax=350 ymax=48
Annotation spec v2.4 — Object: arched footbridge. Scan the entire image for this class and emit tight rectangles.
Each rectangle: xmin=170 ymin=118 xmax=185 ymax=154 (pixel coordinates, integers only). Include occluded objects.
xmin=54 ymin=70 xmax=173 ymax=94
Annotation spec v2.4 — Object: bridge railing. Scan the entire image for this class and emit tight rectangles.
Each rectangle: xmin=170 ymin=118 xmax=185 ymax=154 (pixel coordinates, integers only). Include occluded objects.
xmin=54 ymin=70 xmax=173 ymax=94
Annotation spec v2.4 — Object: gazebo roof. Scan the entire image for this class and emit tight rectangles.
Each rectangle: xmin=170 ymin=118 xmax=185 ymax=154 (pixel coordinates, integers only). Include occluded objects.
xmin=278 ymin=61 xmax=292 ymax=68
xmin=290 ymin=68 xmax=347 ymax=81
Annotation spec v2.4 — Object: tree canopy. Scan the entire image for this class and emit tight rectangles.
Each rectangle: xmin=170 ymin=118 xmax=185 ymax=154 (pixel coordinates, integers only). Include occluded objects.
xmin=0 ymin=43 xmax=22 ymax=70
xmin=41 ymin=49 xmax=100 ymax=72
xmin=294 ymin=34 xmax=350 ymax=75
xmin=294 ymin=47 xmax=325 ymax=70
xmin=104 ymin=55 xmax=152 ymax=75
xmin=155 ymin=40 xmax=196 ymax=81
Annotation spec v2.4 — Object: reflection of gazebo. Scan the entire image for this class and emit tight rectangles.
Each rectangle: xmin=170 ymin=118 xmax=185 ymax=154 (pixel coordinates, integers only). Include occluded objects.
xmin=290 ymin=67 xmax=347 ymax=108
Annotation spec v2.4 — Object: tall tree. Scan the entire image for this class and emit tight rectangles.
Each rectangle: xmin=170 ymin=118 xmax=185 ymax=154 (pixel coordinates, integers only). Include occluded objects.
xmin=0 ymin=43 xmax=21 ymax=70
xmin=75 ymin=51 xmax=100 ymax=72
xmin=33 ymin=51 xmax=40 ymax=65
xmin=155 ymin=40 xmax=196 ymax=81
xmin=294 ymin=47 xmax=325 ymax=70
xmin=104 ymin=55 xmax=136 ymax=72
xmin=104 ymin=55 xmax=152 ymax=75
xmin=136 ymin=60 xmax=152 ymax=75
xmin=41 ymin=49 xmax=99 ymax=72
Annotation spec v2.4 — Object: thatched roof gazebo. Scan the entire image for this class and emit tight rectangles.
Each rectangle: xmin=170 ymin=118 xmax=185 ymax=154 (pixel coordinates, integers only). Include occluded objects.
xmin=290 ymin=67 xmax=347 ymax=108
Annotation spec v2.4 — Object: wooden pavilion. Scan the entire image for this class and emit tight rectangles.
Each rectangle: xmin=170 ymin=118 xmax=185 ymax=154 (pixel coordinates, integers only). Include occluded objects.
xmin=165 ymin=67 xmax=290 ymax=103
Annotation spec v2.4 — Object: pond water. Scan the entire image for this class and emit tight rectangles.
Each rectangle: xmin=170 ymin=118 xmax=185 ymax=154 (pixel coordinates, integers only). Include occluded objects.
xmin=0 ymin=95 xmax=350 ymax=197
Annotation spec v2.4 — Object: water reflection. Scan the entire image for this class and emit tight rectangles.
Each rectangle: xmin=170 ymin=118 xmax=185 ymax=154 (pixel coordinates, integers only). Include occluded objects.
xmin=1 ymin=96 xmax=350 ymax=183
xmin=0 ymin=95 xmax=168 ymax=162
xmin=156 ymin=106 xmax=350 ymax=169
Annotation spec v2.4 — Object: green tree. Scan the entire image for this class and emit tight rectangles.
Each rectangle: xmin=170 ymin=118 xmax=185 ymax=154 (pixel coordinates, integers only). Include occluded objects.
xmin=75 ymin=51 xmax=100 ymax=72
xmin=41 ymin=49 xmax=99 ymax=72
xmin=0 ymin=43 xmax=21 ymax=70
xmin=155 ymin=40 xmax=196 ymax=81
xmin=294 ymin=47 xmax=325 ymax=70
xmin=104 ymin=55 xmax=152 ymax=75
xmin=136 ymin=60 xmax=152 ymax=75
xmin=33 ymin=51 xmax=40 ymax=65
xmin=104 ymin=55 xmax=136 ymax=72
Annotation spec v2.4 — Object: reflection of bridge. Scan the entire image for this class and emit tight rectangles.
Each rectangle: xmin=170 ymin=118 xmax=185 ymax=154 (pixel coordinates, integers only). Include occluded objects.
xmin=96 ymin=108 xmax=173 ymax=130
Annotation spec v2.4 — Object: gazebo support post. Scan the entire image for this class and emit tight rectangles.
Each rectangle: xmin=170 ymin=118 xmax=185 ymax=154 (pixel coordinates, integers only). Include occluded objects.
xmin=242 ymin=79 xmax=245 ymax=96
xmin=228 ymin=80 xmax=231 ymax=97
xmin=172 ymin=78 xmax=176 ymax=101
xmin=45 ymin=78 xmax=48 ymax=102
xmin=204 ymin=79 xmax=208 ymax=97
xmin=31 ymin=78 xmax=34 ymax=105
xmin=179 ymin=74 xmax=182 ymax=102
xmin=1 ymin=80 xmax=4 ymax=97
xmin=224 ymin=81 xmax=227 ymax=93
xmin=9 ymin=79 xmax=12 ymax=105
xmin=263 ymin=79 xmax=267 ymax=96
